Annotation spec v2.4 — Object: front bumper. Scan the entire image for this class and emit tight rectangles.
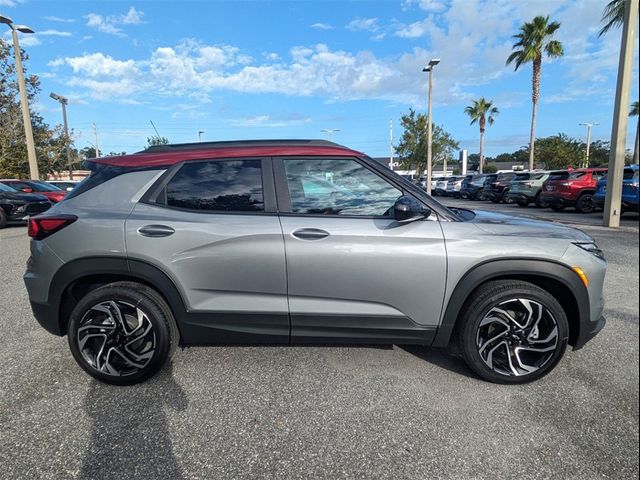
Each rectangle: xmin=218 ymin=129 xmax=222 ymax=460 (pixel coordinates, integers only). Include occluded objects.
xmin=573 ymin=315 xmax=606 ymax=350
xmin=539 ymin=193 xmax=577 ymax=208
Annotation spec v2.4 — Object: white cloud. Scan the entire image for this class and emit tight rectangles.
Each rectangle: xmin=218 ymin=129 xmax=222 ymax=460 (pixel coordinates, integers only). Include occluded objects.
xmin=85 ymin=6 xmax=144 ymax=36
xmin=50 ymin=52 xmax=138 ymax=78
xmin=0 ymin=0 xmax=20 ymax=6
xmin=311 ymin=23 xmax=334 ymax=30
xmin=231 ymin=114 xmax=312 ymax=128
xmin=346 ymin=17 xmax=381 ymax=33
xmin=38 ymin=29 xmax=72 ymax=37
xmin=44 ymin=16 xmax=75 ymax=23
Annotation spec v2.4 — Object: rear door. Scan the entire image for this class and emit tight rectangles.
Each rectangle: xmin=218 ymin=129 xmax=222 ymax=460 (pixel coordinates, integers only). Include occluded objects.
xmin=274 ymin=156 xmax=447 ymax=344
xmin=125 ymin=157 xmax=289 ymax=344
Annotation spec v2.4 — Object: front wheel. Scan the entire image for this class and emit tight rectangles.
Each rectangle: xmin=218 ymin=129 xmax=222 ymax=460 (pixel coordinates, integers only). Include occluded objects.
xmin=534 ymin=193 xmax=550 ymax=208
xmin=516 ymin=199 xmax=529 ymax=208
xmin=67 ymin=282 xmax=179 ymax=385
xmin=459 ymin=280 xmax=569 ymax=384
xmin=0 ymin=208 xmax=6 ymax=229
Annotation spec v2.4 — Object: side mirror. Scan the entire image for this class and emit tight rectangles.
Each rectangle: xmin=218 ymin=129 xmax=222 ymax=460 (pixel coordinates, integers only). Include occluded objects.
xmin=393 ymin=195 xmax=431 ymax=223
xmin=21 ymin=187 xmax=33 ymax=193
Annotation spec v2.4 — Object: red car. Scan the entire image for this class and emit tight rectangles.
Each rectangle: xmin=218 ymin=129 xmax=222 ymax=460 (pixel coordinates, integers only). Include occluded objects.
xmin=539 ymin=168 xmax=608 ymax=213
xmin=0 ymin=179 xmax=68 ymax=203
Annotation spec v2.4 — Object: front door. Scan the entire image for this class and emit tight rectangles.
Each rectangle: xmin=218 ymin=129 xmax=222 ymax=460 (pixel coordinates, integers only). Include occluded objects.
xmin=275 ymin=157 xmax=447 ymax=344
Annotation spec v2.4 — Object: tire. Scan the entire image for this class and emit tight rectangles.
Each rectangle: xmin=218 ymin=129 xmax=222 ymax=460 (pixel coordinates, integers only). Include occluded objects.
xmin=550 ymin=204 xmax=565 ymax=212
xmin=575 ymin=192 xmax=596 ymax=214
xmin=516 ymin=199 xmax=529 ymax=208
xmin=67 ymin=281 xmax=180 ymax=385
xmin=0 ymin=208 xmax=6 ymax=229
xmin=459 ymin=280 xmax=569 ymax=384
xmin=490 ymin=195 xmax=501 ymax=203
xmin=534 ymin=193 xmax=550 ymax=209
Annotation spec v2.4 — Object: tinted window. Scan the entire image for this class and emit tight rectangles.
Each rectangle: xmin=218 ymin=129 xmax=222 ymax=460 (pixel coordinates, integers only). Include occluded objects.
xmin=284 ymin=158 xmax=402 ymax=216
xmin=514 ymin=173 xmax=531 ymax=181
xmin=29 ymin=181 xmax=62 ymax=191
xmin=548 ymin=171 xmax=569 ymax=181
xmin=624 ymin=168 xmax=638 ymax=180
xmin=569 ymin=172 xmax=587 ymax=180
xmin=0 ymin=182 xmax=17 ymax=193
xmin=166 ymin=159 xmax=264 ymax=212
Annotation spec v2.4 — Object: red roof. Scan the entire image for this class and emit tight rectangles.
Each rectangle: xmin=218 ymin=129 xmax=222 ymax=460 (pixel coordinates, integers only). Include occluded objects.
xmin=89 ymin=144 xmax=364 ymax=168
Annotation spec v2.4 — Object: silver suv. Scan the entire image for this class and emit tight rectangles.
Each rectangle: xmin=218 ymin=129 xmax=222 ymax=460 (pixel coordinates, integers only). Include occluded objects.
xmin=24 ymin=140 xmax=607 ymax=385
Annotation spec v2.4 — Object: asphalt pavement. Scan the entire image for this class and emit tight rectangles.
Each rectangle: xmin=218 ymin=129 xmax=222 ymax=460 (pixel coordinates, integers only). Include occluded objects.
xmin=0 ymin=203 xmax=638 ymax=480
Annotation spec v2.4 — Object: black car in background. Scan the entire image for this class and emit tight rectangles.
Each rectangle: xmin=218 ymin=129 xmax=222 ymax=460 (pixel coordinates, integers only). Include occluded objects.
xmin=460 ymin=173 xmax=497 ymax=200
xmin=487 ymin=172 xmax=517 ymax=203
xmin=0 ymin=182 xmax=51 ymax=228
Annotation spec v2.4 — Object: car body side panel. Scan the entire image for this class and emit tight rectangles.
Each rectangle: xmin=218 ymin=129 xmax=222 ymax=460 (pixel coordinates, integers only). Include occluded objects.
xmin=279 ymin=216 xmax=448 ymax=331
xmin=125 ymin=203 xmax=289 ymax=342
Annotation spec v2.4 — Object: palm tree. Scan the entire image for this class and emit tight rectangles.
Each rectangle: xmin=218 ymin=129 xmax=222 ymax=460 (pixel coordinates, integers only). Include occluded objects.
xmin=599 ymin=0 xmax=625 ymax=37
xmin=464 ymin=98 xmax=499 ymax=173
xmin=507 ymin=16 xmax=564 ymax=172
xmin=631 ymin=101 xmax=639 ymax=165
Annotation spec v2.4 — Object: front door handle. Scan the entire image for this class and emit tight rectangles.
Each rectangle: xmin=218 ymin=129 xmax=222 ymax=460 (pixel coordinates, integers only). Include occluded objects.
xmin=291 ymin=228 xmax=330 ymax=240
xmin=138 ymin=225 xmax=175 ymax=238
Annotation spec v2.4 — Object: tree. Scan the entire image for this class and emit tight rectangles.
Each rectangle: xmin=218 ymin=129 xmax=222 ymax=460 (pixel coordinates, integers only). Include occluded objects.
xmin=585 ymin=140 xmax=611 ymax=166
xmin=395 ymin=108 xmax=459 ymax=175
xmin=507 ymin=16 xmax=564 ymax=172
xmin=534 ymin=133 xmax=582 ymax=170
xmin=599 ymin=0 xmax=626 ymax=37
xmin=464 ymin=98 xmax=499 ymax=174
xmin=147 ymin=135 xmax=170 ymax=147
xmin=630 ymin=101 xmax=639 ymax=164
xmin=0 ymin=39 xmax=71 ymax=178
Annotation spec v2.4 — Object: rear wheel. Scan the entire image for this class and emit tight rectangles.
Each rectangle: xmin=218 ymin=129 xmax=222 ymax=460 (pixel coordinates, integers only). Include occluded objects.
xmin=459 ymin=280 xmax=568 ymax=384
xmin=534 ymin=193 xmax=550 ymax=208
xmin=67 ymin=282 xmax=179 ymax=385
xmin=0 ymin=208 xmax=6 ymax=229
xmin=516 ymin=199 xmax=529 ymax=208
xmin=550 ymin=204 xmax=565 ymax=212
xmin=575 ymin=193 xmax=596 ymax=214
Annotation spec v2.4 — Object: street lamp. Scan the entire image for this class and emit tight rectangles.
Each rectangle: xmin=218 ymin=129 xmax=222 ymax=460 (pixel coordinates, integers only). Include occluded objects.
xmin=50 ymin=92 xmax=73 ymax=180
xmin=422 ymin=58 xmax=440 ymax=195
xmin=198 ymin=130 xmax=205 ymax=142
xmin=579 ymin=122 xmax=598 ymax=168
xmin=0 ymin=15 xmax=39 ymax=180
xmin=321 ymin=129 xmax=340 ymax=141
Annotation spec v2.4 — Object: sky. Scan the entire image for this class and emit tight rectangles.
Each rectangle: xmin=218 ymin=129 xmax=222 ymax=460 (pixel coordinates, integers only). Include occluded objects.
xmin=1 ymin=0 xmax=638 ymax=158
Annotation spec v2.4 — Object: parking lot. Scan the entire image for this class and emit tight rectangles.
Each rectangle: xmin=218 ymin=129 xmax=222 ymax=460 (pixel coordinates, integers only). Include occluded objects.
xmin=0 ymin=204 xmax=638 ymax=480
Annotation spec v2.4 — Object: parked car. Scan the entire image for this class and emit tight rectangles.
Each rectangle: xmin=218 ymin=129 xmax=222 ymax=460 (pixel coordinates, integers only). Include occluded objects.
xmin=460 ymin=173 xmax=497 ymax=200
xmin=445 ymin=176 xmax=466 ymax=197
xmin=505 ymin=171 xmax=553 ymax=208
xmin=594 ymin=164 xmax=639 ymax=213
xmin=539 ymin=168 xmax=608 ymax=213
xmin=0 ymin=179 xmax=68 ymax=203
xmin=433 ymin=177 xmax=451 ymax=196
xmin=0 ymin=182 xmax=51 ymax=228
xmin=431 ymin=176 xmax=447 ymax=192
xmin=487 ymin=172 xmax=516 ymax=203
xmin=25 ymin=139 xmax=606 ymax=385
xmin=47 ymin=180 xmax=80 ymax=192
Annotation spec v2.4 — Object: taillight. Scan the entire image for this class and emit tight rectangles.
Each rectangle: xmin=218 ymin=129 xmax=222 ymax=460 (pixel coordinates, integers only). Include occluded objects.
xmin=28 ymin=215 xmax=77 ymax=240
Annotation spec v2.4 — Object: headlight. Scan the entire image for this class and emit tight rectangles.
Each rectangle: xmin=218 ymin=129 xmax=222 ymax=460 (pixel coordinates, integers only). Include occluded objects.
xmin=574 ymin=242 xmax=605 ymax=261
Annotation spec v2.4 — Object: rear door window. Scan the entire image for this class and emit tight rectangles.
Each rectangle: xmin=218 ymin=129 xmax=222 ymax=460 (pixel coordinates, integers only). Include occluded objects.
xmin=166 ymin=159 xmax=264 ymax=212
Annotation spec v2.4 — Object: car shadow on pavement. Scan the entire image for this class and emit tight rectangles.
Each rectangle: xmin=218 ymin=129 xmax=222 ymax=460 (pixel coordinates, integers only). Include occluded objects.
xmin=80 ymin=363 xmax=187 ymax=480
xmin=398 ymin=345 xmax=480 ymax=380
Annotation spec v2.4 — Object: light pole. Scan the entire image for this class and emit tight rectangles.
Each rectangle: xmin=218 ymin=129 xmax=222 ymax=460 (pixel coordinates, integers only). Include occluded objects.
xmin=321 ymin=129 xmax=340 ymax=141
xmin=198 ymin=130 xmax=205 ymax=142
xmin=604 ymin=0 xmax=638 ymax=228
xmin=50 ymin=93 xmax=73 ymax=179
xmin=579 ymin=122 xmax=598 ymax=168
xmin=422 ymin=58 xmax=440 ymax=195
xmin=0 ymin=15 xmax=39 ymax=180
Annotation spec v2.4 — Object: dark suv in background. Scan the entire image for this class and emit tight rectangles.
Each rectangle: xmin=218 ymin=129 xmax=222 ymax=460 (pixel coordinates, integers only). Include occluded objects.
xmin=486 ymin=172 xmax=516 ymax=203
xmin=0 ymin=182 xmax=51 ymax=228
xmin=460 ymin=174 xmax=497 ymax=200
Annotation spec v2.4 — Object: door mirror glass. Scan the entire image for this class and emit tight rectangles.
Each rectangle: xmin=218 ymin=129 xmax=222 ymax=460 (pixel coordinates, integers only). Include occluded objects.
xmin=393 ymin=196 xmax=431 ymax=223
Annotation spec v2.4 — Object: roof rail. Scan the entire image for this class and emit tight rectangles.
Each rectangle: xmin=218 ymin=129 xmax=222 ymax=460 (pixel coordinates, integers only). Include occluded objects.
xmin=141 ymin=139 xmax=345 ymax=153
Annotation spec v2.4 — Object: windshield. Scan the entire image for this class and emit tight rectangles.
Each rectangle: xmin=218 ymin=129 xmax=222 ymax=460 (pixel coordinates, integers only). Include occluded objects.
xmin=0 ymin=182 xmax=18 ymax=193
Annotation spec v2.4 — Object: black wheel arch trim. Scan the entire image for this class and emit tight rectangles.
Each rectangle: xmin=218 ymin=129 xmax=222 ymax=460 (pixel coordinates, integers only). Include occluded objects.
xmin=47 ymin=256 xmax=189 ymax=339
xmin=432 ymin=258 xmax=591 ymax=349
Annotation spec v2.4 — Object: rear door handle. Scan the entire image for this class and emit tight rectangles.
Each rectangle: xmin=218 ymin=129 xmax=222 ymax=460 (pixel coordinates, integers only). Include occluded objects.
xmin=138 ymin=225 xmax=175 ymax=238
xmin=291 ymin=228 xmax=330 ymax=240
